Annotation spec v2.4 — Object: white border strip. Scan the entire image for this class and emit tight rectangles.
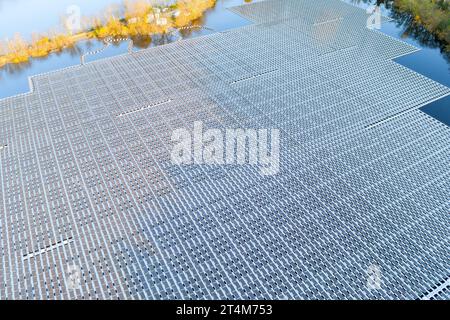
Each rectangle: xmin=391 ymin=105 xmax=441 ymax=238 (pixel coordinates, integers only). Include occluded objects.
xmin=421 ymin=277 xmax=450 ymax=300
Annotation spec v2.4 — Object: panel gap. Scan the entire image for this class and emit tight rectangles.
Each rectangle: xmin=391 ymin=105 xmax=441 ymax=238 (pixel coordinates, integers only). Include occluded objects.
xmin=23 ymin=237 xmax=74 ymax=260
xmin=117 ymin=99 xmax=173 ymax=118
xmin=230 ymin=69 xmax=278 ymax=84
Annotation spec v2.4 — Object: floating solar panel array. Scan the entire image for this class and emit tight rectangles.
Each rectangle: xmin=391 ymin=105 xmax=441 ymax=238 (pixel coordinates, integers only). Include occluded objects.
xmin=0 ymin=0 xmax=449 ymax=300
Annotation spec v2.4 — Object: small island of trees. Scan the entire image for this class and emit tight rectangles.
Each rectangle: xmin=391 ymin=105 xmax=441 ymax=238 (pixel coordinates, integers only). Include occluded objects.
xmin=0 ymin=0 xmax=216 ymax=68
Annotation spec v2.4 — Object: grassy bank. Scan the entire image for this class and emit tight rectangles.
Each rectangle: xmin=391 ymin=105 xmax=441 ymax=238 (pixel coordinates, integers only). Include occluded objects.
xmin=0 ymin=0 xmax=216 ymax=68
xmin=393 ymin=0 xmax=450 ymax=50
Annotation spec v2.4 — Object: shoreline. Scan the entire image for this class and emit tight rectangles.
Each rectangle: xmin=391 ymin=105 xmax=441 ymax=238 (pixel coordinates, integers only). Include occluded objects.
xmin=0 ymin=0 xmax=216 ymax=68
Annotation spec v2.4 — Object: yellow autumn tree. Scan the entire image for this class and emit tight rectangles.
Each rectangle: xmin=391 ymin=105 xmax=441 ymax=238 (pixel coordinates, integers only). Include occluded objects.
xmin=124 ymin=0 xmax=152 ymax=21
xmin=174 ymin=0 xmax=216 ymax=28
xmin=6 ymin=33 xmax=29 ymax=63
xmin=1 ymin=0 xmax=218 ymax=68
xmin=29 ymin=33 xmax=52 ymax=57
xmin=0 ymin=40 xmax=7 ymax=67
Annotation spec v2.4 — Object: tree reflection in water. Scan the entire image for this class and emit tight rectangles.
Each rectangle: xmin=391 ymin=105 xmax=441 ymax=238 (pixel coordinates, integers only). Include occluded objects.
xmin=348 ymin=0 xmax=449 ymax=63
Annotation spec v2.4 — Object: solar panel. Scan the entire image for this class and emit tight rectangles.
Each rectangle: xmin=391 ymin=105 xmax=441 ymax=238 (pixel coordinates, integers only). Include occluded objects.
xmin=0 ymin=0 xmax=448 ymax=300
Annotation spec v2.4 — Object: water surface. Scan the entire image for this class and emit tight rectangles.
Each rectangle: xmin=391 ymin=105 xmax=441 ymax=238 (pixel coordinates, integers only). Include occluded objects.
xmin=343 ymin=0 xmax=450 ymax=125
xmin=0 ymin=0 xmax=251 ymax=98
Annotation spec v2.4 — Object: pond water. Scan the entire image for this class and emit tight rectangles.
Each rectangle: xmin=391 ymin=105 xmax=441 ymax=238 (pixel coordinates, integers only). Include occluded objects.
xmin=0 ymin=0 xmax=449 ymax=126
xmin=341 ymin=0 xmax=450 ymax=125
xmin=0 ymin=0 xmax=251 ymax=98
